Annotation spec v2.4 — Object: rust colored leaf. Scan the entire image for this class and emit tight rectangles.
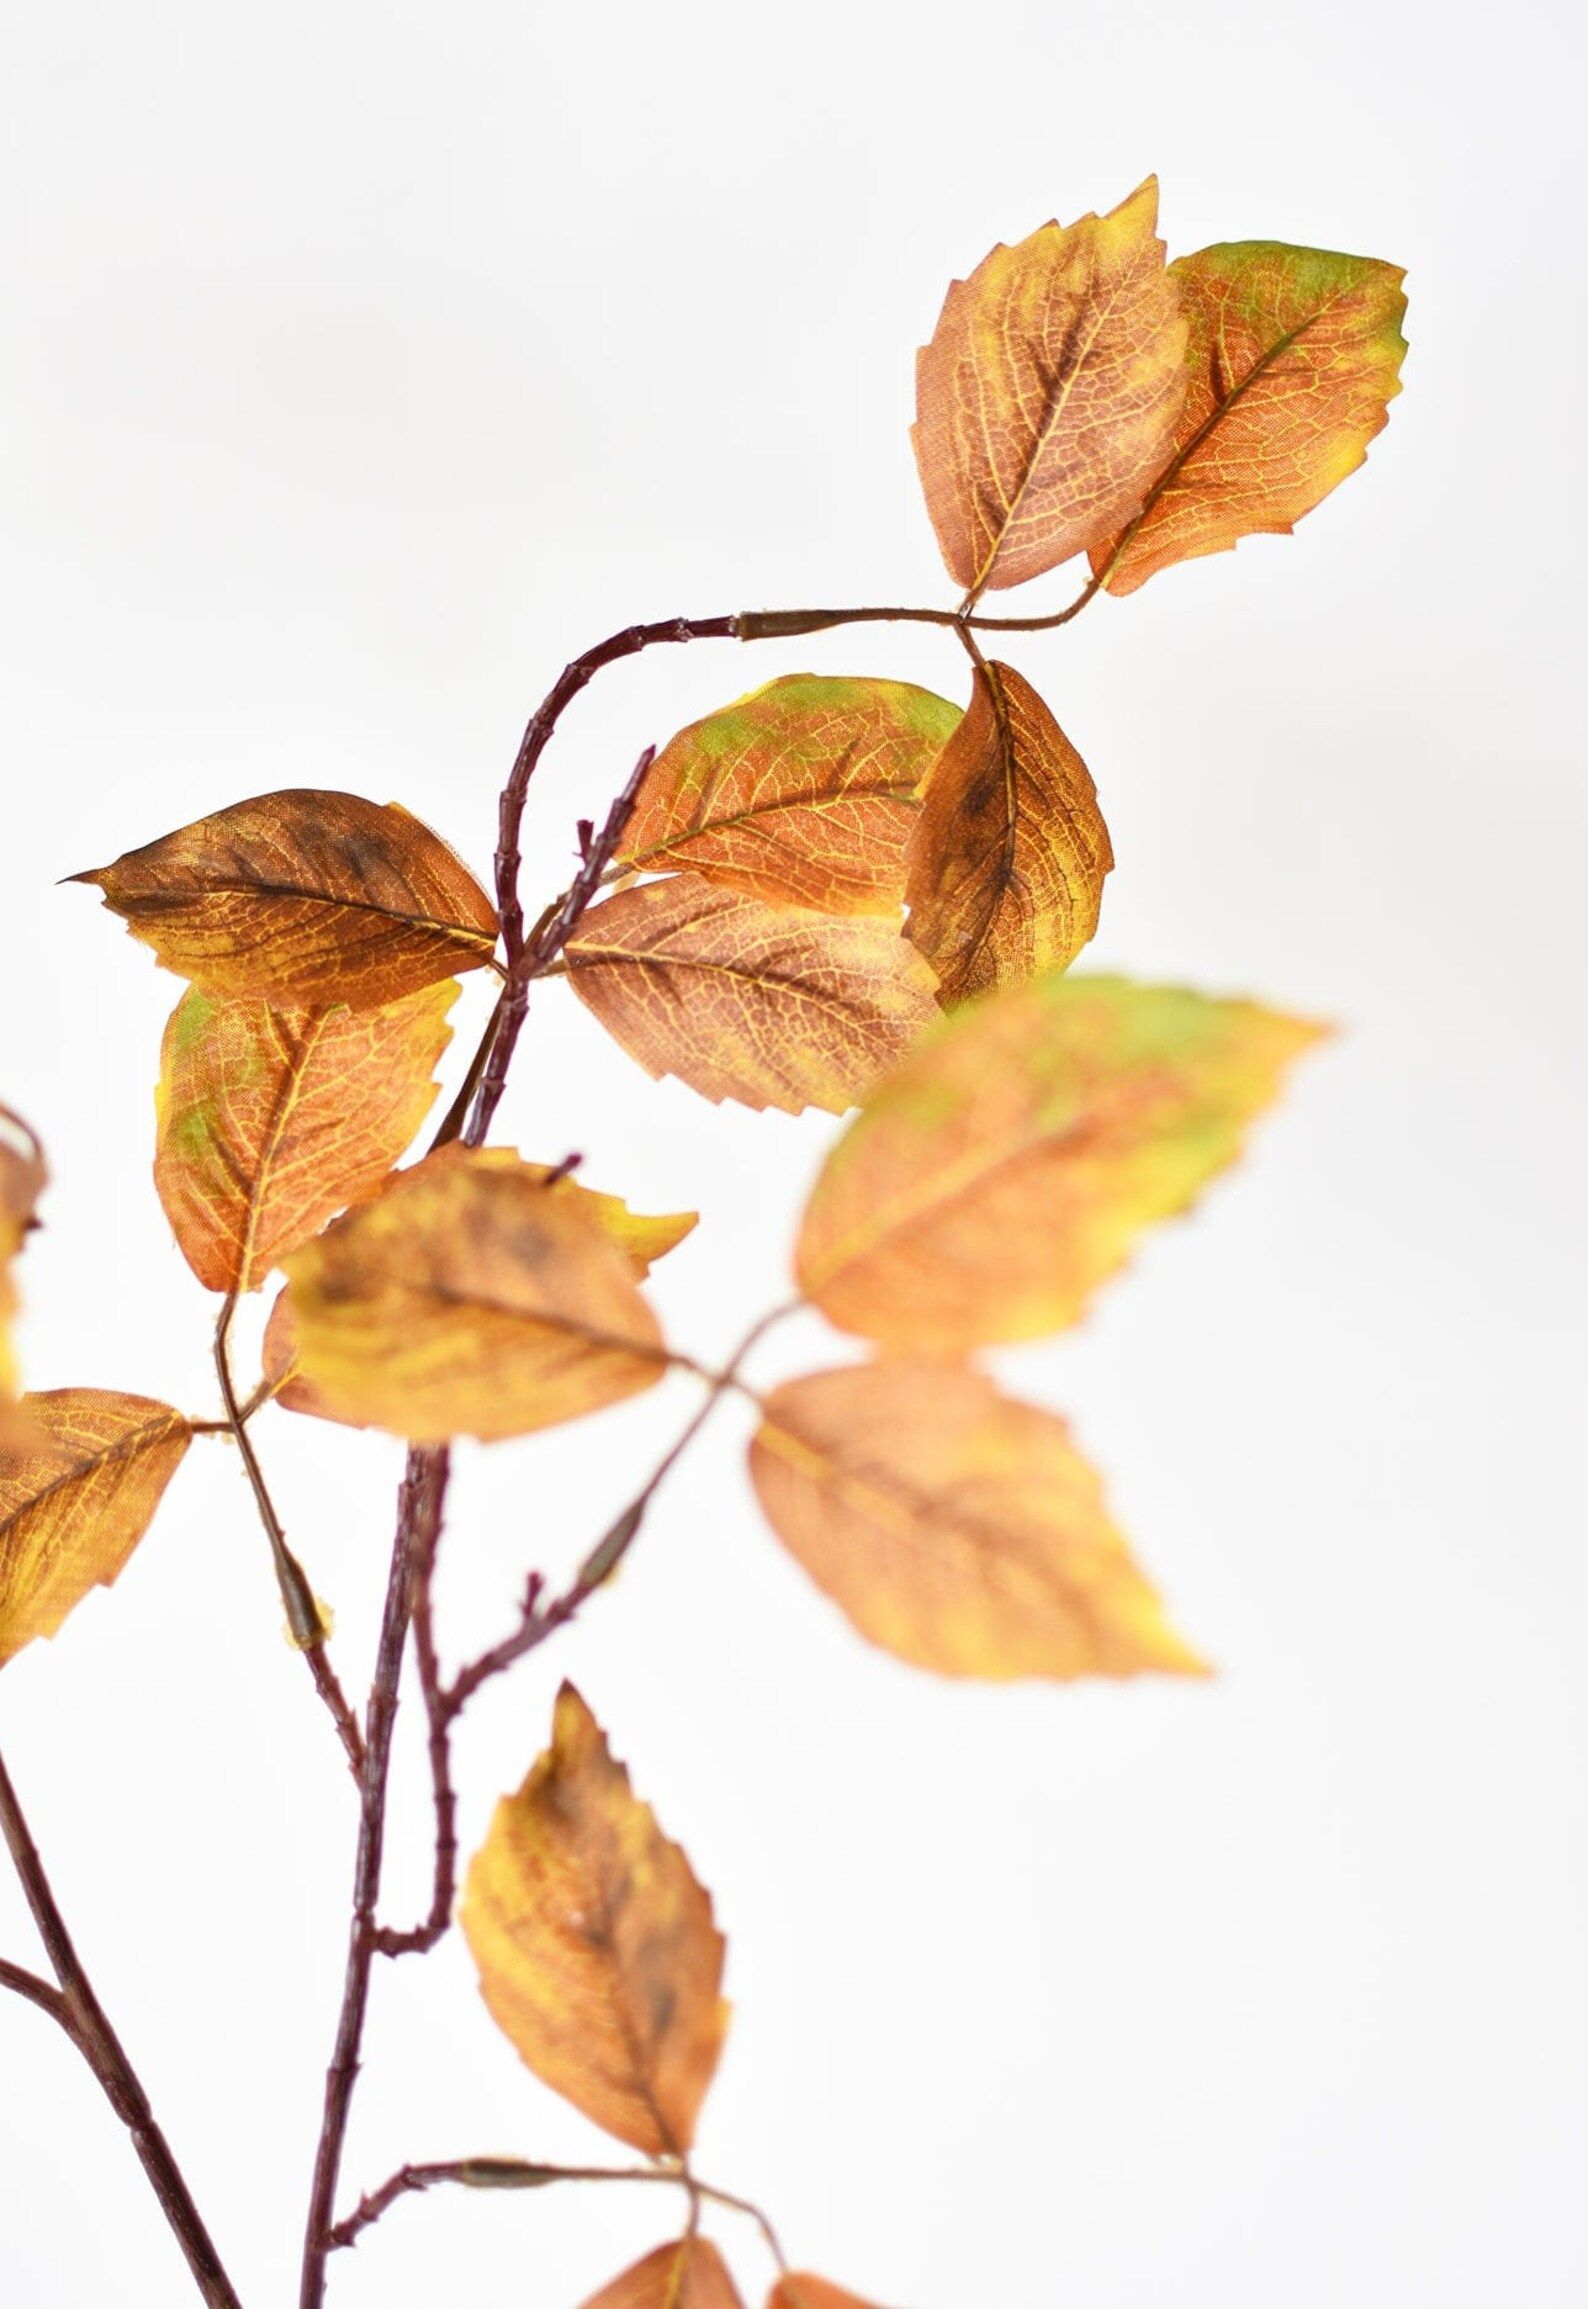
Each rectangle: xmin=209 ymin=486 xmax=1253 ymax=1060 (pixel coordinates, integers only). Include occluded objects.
xmin=751 ymin=1363 xmax=1203 ymax=1681
xmin=74 ymin=790 xmax=498 ymax=1007
xmin=276 ymin=1147 xmax=666 ymax=1442
xmin=582 ymin=2238 xmax=745 ymax=2309
xmin=0 ymin=1391 xmax=191 ymax=1668
xmin=770 ymin=2277 xmax=888 ymax=2309
xmin=1093 ymin=241 xmax=1408 ymax=594
xmin=906 ymin=661 xmax=1111 ymax=1004
xmin=796 ymin=972 xmax=1325 ymax=1354
xmin=913 ymin=178 xmax=1187 ymax=596
xmin=616 ymin=675 xmax=961 ymax=916
xmin=461 ymin=1684 xmax=729 ymax=2158
xmin=154 ymin=981 xmax=457 ymax=1294
xmin=565 ymin=875 xmax=940 ymax=1115
xmin=0 ymin=1110 xmax=47 ymax=1449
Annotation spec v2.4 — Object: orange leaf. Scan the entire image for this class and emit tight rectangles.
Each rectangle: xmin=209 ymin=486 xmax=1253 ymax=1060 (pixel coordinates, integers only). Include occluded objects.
xmin=276 ymin=1148 xmax=667 ymax=1442
xmin=751 ymin=1363 xmax=1203 ymax=1681
xmin=1092 ymin=241 xmax=1408 ymax=594
xmin=796 ymin=972 xmax=1325 ymax=1353
xmin=75 ymin=790 xmax=498 ymax=1007
xmin=617 ymin=675 xmax=961 ymax=916
xmin=462 ymin=1685 xmax=729 ymax=2158
xmin=582 ymin=2238 xmax=745 ymax=2309
xmin=565 ymin=875 xmax=940 ymax=1115
xmin=913 ymin=178 xmax=1187 ymax=596
xmin=0 ymin=1110 xmax=47 ymax=1449
xmin=0 ymin=1391 xmax=191 ymax=1668
xmin=906 ymin=661 xmax=1111 ymax=1004
xmin=154 ymin=981 xmax=457 ymax=1294
xmin=770 ymin=2278 xmax=887 ymax=2309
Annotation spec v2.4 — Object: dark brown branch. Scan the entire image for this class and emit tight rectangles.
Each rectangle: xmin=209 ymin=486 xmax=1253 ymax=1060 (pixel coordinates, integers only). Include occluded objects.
xmin=214 ymin=1296 xmax=364 ymax=1782
xmin=298 ymin=1445 xmax=450 ymax=2309
xmin=0 ymin=1748 xmax=244 ymax=2309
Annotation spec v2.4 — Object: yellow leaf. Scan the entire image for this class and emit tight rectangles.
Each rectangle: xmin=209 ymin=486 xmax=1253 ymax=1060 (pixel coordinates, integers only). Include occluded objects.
xmin=462 ymin=1684 xmax=729 ymax=2158
xmin=796 ymin=972 xmax=1325 ymax=1353
xmin=617 ymin=675 xmax=961 ymax=916
xmin=514 ymin=1162 xmax=697 ymax=1277
xmin=770 ymin=2277 xmax=888 ymax=2309
xmin=751 ymin=1363 xmax=1203 ymax=1681
xmin=75 ymin=789 xmax=498 ymax=1007
xmin=276 ymin=1148 xmax=668 ymax=1442
xmin=0 ymin=1391 xmax=191 ymax=1668
xmin=154 ymin=982 xmax=457 ymax=1294
xmin=906 ymin=661 xmax=1111 ymax=1004
xmin=0 ymin=1110 xmax=47 ymax=1449
xmin=566 ymin=875 xmax=940 ymax=1115
xmin=582 ymin=2238 xmax=745 ymax=2309
xmin=1093 ymin=241 xmax=1408 ymax=594
xmin=912 ymin=179 xmax=1187 ymax=597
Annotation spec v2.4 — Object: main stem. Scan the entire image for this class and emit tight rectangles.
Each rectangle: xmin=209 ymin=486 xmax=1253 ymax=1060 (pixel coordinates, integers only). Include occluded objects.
xmin=298 ymin=1446 xmax=448 ymax=2309
xmin=0 ymin=1748 xmax=243 ymax=2309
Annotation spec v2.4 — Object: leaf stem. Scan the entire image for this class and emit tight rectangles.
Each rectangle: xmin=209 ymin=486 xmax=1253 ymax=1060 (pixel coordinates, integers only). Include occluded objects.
xmin=0 ymin=1747 xmax=244 ymax=2309
xmin=213 ymin=1296 xmax=365 ymax=1782
xmin=324 ymin=2151 xmax=788 ymax=2271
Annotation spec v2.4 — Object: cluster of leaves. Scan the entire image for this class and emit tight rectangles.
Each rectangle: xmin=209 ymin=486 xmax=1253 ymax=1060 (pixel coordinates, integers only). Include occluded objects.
xmin=0 ymin=177 xmax=1405 ymax=2307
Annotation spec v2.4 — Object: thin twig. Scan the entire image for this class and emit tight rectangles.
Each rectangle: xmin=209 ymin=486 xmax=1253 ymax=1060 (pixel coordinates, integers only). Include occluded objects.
xmin=0 ymin=1748 xmax=244 ymax=2309
xmin=213 ymin=1296 xmax=364 ymax=1782
xmin=298 ymin=1445 xmax=450 ymax=2309
xmin=325 ymin=2152 xmax=787 ymax=2270
xmin=374 ymin=1302 xmax=792 ymax=1961
xmin=0 ymin=1952 xmax=68 ymax=2023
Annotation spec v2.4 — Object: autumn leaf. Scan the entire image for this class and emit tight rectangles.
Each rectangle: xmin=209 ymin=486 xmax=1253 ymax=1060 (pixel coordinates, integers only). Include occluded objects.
xmin=752 ymin=1362 xmax=1202 ymax=1681
xmin=565 ymin=875 xmax=940 ymax=1115
xmin=75 ymin=790 xmax=498 ymax=1007
xmin=0 ymin=1391 xmax=191 ymax=1669
xmin=1092 ymin=241 xmax=1408 ymax=594
xmin=154 ymin=981 xmax=457 ymax=1294
xmin=582 ymin=2238 xmax=745 ymax=2309
xmin=276 ymin=1147 xmax=667 ymax=1442
xmin=514 ymin=1161 xmax=697 ymax=1277
xmin=796 ymin=971 xmax=1325 ymax=1353
xmin=913 ymin=178 xmax=1187 ymax=597
xmin=770 ymin=2278 xmax=887 ymax=2309
xmin=0 ymin=1110 xmax=47 ymax=1449
xmin=615 ymin=675 xmax=961 ymax=916
xmin=906 ymin=660 xmax=1111 ymax=1003
xmin=461 ymin=1684 xmax=728 ymax=2157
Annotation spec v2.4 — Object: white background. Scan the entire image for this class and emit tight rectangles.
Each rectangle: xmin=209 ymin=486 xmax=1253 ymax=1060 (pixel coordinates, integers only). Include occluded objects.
xmin=2 ymin=3 xmax=1584 ymax=2304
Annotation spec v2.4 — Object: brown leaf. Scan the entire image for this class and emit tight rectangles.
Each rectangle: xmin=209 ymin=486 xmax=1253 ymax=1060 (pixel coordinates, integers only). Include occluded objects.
xmin=582 ymin=2238 xmax=745 ymax=2309
xmin=0 ymin=1391 xmax=191 ymax=1668
xmin=751 ymin=1363 xmax=1203 ymax=1681
xmin=276 ymin=1147 xmax=667 ymax=1442
xmin=154 ymin=981 xmax=457 ymax=1294
xmin=0 ymin=1110 xmax=47 ymax=1450
xmin=75 ymin=790 xmax=498 ymax=1007
xmin=1093 ymin=241 xmax=1408 ymax=593
xmin=906 ymin=661 xmax=1111 ymax=1003
xmin=566 ymin=875 xmax=940 ymax=1115
xmin=462 ymin=1684 xmax=729 ymax=2158
xmin=616 ymin=675 xmax=961 ymax=916
xmin=796 ymin=972 xmax=1326 ymax=1354
xmin=913 ymin=179 xmax=1187 ymax=596
xmin=770 ymin=2279 xmax=887 ymax=2309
